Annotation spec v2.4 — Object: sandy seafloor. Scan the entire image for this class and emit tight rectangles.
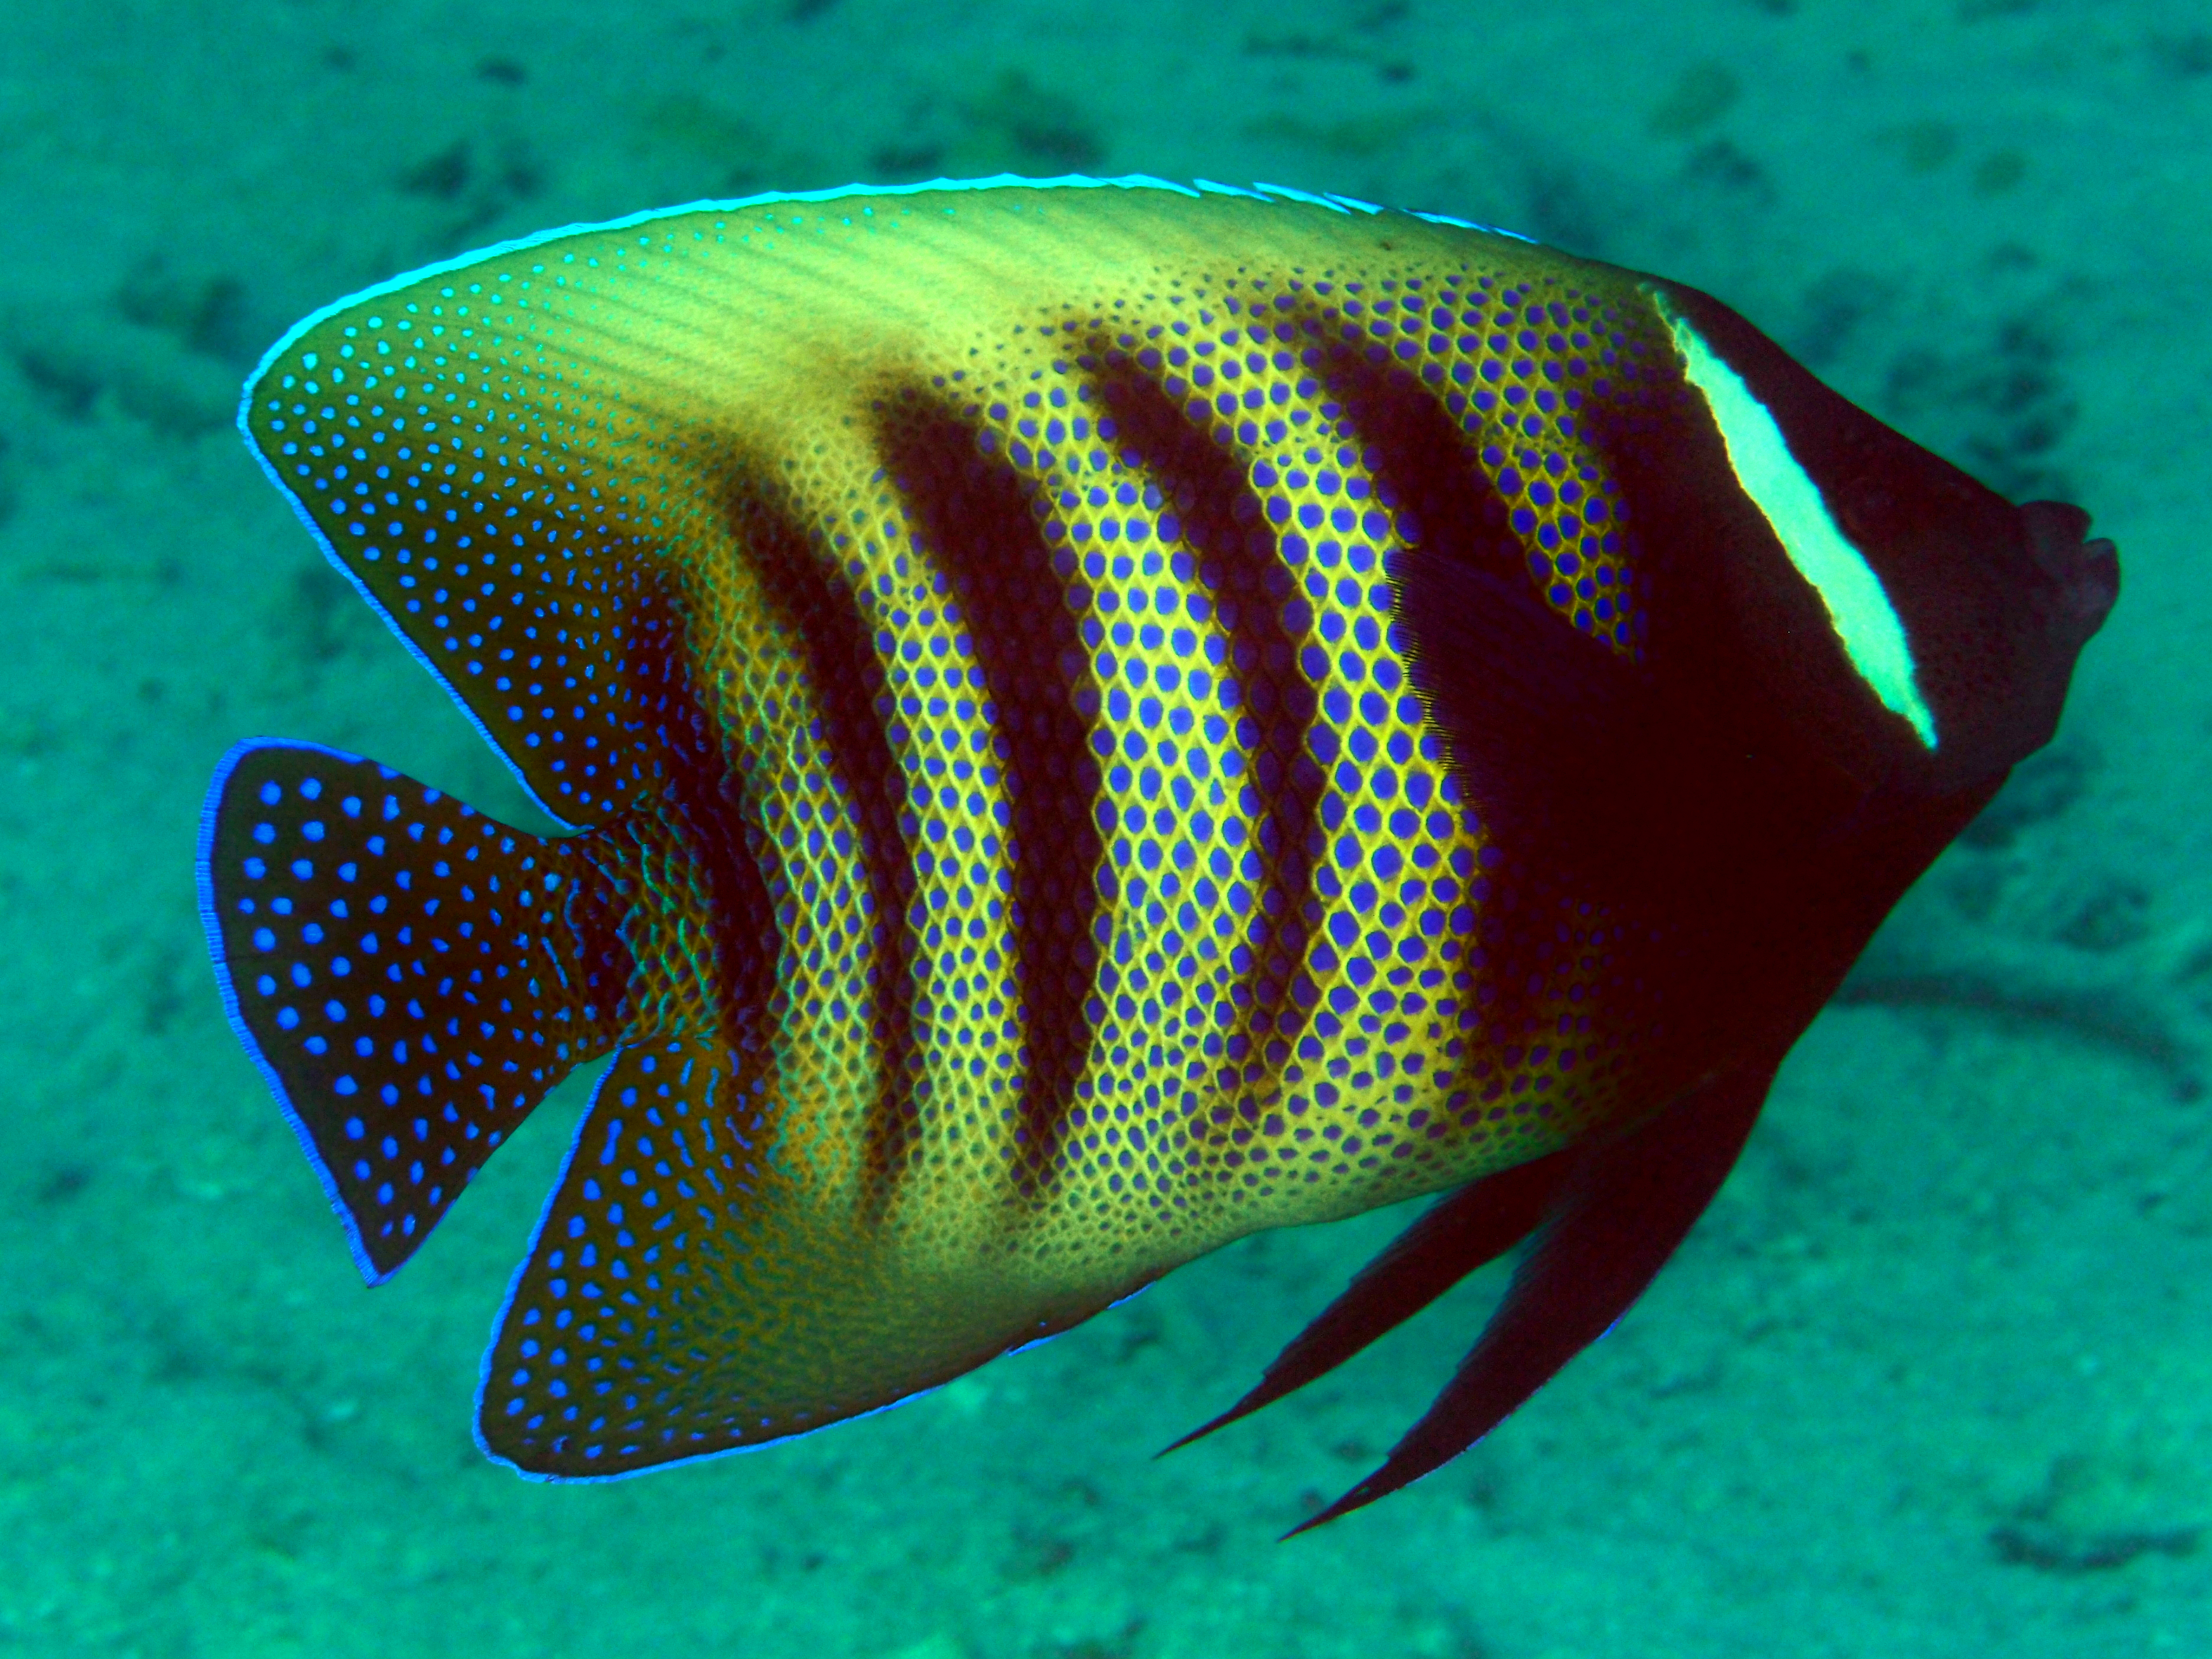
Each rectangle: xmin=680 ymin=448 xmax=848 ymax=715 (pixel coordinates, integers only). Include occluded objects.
xmin=1 ymin=0 xmax=2209 ymax=1653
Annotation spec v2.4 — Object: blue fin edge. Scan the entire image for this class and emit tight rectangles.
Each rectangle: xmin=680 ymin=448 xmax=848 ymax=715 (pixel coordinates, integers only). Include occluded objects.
xmin=197 ymin=736 xmax=393 ymax=1289
xmin=468 ymin=1045 xmax=956 ymax=1484
xmin=469 ymin=1042 xmax=1154 ymax=1485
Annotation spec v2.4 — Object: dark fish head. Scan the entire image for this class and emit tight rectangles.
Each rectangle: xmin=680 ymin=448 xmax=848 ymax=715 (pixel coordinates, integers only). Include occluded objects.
xmin=1807 ymin=444 xmax=2121 ymax=801
xmin=1650 ymin=283 xmax=2120 ymax=802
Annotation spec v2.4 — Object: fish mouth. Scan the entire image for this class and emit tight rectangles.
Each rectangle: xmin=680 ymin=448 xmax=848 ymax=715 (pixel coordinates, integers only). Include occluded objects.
xmin=1924 ymin=495 xmax=2120 ymax=796
xmin=2019 ymin=498 xmax=2121 ymax=650
xmin=1917 ymin=497 xmax=2119 ymax=798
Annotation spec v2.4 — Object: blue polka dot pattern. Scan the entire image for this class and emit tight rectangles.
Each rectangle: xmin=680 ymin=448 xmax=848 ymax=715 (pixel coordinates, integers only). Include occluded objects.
xmin=480 ymin=1036 xmax=779 ymax=1468
xmin=249 ymin=365 xmax=699 ymax=828
xmin=199 ymin=742 xmax=631 ymax=1279
xmin=222 ymin=181 xmax=1691 ymax=1476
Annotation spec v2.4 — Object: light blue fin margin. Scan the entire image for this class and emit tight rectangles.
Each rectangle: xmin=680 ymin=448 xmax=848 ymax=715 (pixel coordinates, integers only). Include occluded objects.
xmin=196 ymin=737 xmax=393 ymax=1286
xmin=471 ymin=1039 xmax=1155 ymax=1485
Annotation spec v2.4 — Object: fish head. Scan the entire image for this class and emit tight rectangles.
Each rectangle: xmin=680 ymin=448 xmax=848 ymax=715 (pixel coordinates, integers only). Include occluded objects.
xmin=1647 ymin=282 xmax=2120 ymax=804
xmin=1875 ymin=490 xmax=2119 ymax=796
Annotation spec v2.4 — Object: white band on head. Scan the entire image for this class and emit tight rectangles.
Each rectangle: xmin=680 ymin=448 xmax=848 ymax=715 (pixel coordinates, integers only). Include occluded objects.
xmin=1655 ymin=292 xmax=1938 ymax=750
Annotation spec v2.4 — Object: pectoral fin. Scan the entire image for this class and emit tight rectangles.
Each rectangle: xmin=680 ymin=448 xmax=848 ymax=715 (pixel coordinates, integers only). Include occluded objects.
xmin=1288 ymin=1056 xmax=1777 ymax=1534
xmin=1166 ymin=1146 xmax=1579 ymax=1455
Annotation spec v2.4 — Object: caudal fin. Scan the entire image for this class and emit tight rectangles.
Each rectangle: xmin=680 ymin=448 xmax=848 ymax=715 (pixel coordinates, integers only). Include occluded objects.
xmin=198 ymin=741 xmax=632 ymax=1282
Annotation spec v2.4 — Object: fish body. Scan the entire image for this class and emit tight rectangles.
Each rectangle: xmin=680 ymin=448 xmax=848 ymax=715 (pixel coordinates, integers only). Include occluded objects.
xmin=199 ymin=177 xmax=2116 ymax=1520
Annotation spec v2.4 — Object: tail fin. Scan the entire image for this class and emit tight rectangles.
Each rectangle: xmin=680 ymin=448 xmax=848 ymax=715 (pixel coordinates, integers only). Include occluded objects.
xmin=198 ymin=741 xmax=632 ymax=1282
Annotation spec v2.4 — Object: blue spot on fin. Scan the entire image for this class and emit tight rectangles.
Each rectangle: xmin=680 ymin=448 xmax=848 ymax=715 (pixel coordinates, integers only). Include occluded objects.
xmin=197 ymin=740 xmax=630 ymax=1283
xmin=476 ymin=1036 xmax=1146 ymax=1482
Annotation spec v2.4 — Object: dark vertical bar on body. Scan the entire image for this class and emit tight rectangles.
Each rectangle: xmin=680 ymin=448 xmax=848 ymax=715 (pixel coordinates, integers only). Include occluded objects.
xmin=737 ymin=494 xmax=923 ymax=1212
xmin=1316 ymin=340 xmax=1606 ymax=1057
xmin=616 ymin=565 xmax=785 ymax=1060
xmin=1092 ymin=363 xmax=1323 ymax=1117
xmin=878 ymin=402 xmax=1102 ymax=1196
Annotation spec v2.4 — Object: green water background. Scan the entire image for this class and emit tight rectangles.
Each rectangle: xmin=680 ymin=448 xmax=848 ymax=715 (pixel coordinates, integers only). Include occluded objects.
xmin=1 ymin=1 xmax=2208 ymax=1653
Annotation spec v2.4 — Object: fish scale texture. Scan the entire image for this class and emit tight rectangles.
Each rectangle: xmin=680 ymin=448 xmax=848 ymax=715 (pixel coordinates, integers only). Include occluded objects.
xmin=231 ymin=184 xmax=1702 ymax=1469
xmin=482 ymin=1035 xmax=1133 ymax=1474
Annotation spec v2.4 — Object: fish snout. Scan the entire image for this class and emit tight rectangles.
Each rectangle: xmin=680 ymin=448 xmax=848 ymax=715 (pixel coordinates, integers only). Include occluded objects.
xmin=2019 ymin=499 xmax=2121 ymax=649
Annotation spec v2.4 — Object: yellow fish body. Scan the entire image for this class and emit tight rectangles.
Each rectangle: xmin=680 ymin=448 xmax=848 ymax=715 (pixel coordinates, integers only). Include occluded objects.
xmin=197 ymin=177 xmax=2116 ymax=1524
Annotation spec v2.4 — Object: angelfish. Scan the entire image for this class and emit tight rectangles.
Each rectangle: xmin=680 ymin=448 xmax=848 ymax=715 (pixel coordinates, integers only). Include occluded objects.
xmin=197 ymin=175 xmax=2117 ymax=1527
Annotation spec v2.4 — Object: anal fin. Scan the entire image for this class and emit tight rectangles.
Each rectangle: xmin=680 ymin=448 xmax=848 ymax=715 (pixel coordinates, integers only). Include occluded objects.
xmin=480 ymin=1037 xmax=1147 ymax=1479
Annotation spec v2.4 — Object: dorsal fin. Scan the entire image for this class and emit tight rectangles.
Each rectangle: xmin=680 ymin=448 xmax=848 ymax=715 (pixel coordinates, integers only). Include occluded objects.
xmin=232 ymin=181 xmax=1606 ymax=832
xmin=239 ymin=326 xmax=727 ymax=829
